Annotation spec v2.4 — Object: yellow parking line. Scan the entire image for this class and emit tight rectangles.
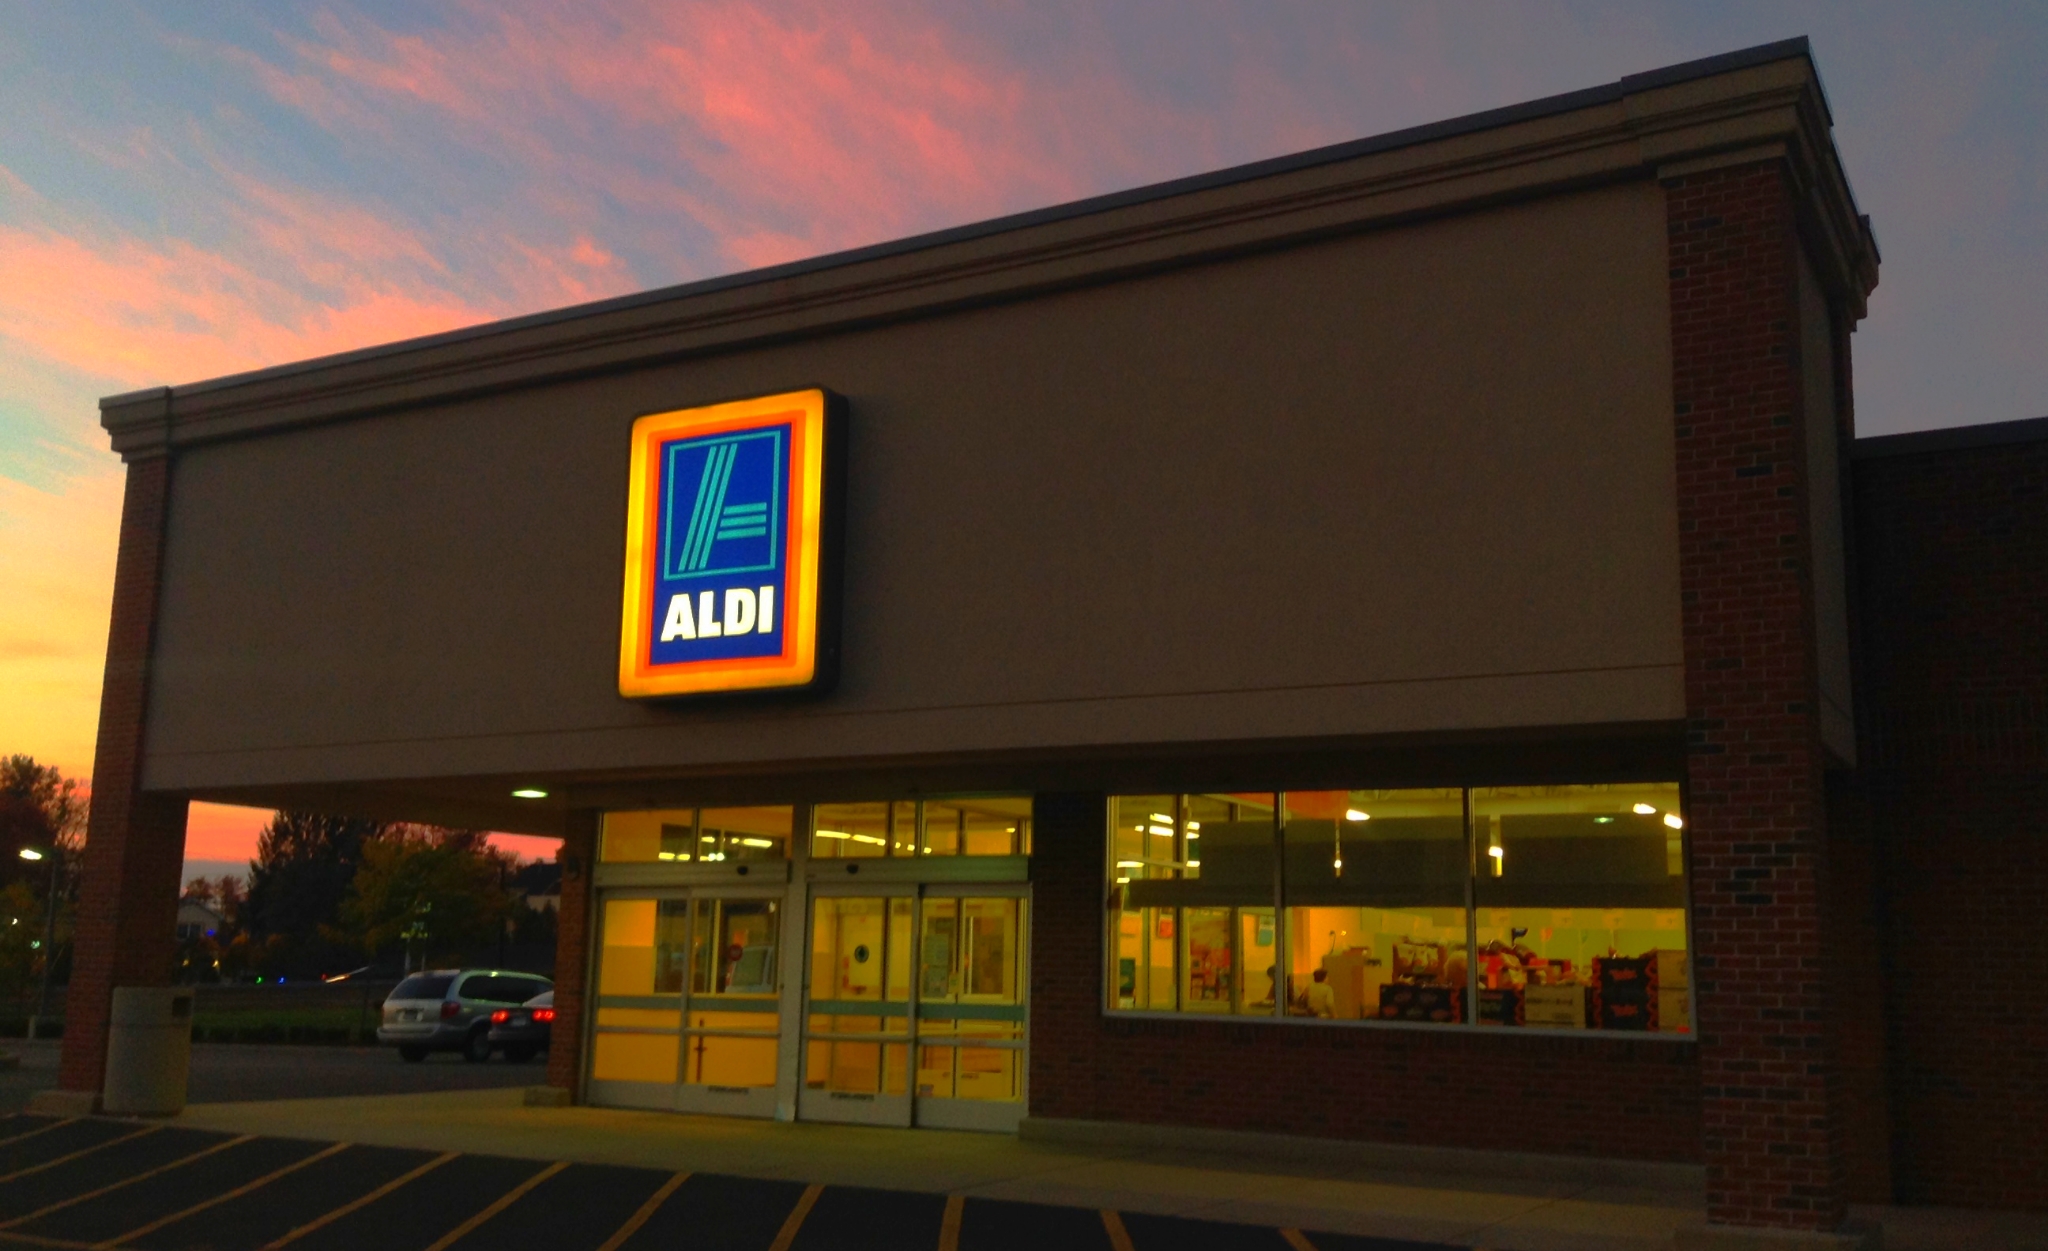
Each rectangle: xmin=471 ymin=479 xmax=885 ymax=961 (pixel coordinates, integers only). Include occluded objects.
xmin=938 ymin=1194 xmax=964 ymax=1251
xmin=257 ymin=1150 xmax=457 ymax=1250
xmin=419 ymin=1159 xmax=568 ymax=1251
xmin=0 ymin=1121 xmax=75 ymax=1149
xmin=0 ymin=1126 xmax=162 ymax=1185
xmin=97 ymin=1140 xmax=351 ymax=1248
xmin=1280 ymin=1230 xmax=1320 ymax=1251
xmin=0 ymin=1135 xmax=254 ymax=1231
xmin=592 ymin=1169 xmax=688 ymax=1251
xmin=0 ymin=1229 xmax=94 ymax=1248
xmin=767 ymin=1183 xmax=823 ymax=1251
xmin=1100 ymin=1209 xmax=1134 ymax=1251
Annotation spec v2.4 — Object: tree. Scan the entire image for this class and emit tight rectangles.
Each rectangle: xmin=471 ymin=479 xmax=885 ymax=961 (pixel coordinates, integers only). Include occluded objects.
xmin=0 ymin=756 xmax=86 ymax=875
xmin=241 ymin=812 xmax=388 ymax=977
xmin=338 ymin=826 xmax=521 ymax=971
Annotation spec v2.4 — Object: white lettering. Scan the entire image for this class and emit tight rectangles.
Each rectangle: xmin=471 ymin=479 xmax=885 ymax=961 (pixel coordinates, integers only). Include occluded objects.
xmin=659 ymin=594 xmax=696 ymax=642
xmin=723 ymin=587 xmax=757 ymax=636
xmin=697 ymin=590 xmax=721 ymax=637
xmin=757 ymin=585 xmax=775 ymax=634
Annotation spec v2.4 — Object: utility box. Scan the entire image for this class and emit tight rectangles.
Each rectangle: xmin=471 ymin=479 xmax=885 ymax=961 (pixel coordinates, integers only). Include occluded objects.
xmin=102 ymin=986 xmax=195 ymax=1115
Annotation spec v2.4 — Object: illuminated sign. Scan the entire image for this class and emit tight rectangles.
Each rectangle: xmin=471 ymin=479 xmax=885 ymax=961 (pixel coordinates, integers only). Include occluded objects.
xmin=619 ymin=389 xmax=841 ymax=698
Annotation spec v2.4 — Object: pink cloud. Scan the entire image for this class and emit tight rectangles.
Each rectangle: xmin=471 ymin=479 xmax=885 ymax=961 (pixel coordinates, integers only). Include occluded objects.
xmin=222 ymin=2 xmax=1238 ymax=275
xmin=0 ymin=221 xmax=490 ymax=386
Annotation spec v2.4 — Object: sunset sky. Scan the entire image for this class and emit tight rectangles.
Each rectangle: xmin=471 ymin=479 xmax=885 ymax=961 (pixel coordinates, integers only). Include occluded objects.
xmin=2 ymin=3 xmax=2043 ymax=878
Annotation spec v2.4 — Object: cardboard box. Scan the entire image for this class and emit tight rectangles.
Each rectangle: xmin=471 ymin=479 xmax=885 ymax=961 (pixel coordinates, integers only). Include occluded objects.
xmin=1379 ymin=983 xmax=1462 ymax=1024
xmin=1653 ymin=948 xmax=1690 ymax=990
xmin=1523 ymin=983 xmax=1586 ymax=1028
xmin=1657 ymin=987 xmax=1692 ymax=1033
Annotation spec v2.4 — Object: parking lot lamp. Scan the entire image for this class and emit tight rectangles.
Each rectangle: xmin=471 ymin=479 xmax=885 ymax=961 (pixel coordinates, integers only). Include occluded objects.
xmin=19 ymin=846 xmax=61 ymax=1041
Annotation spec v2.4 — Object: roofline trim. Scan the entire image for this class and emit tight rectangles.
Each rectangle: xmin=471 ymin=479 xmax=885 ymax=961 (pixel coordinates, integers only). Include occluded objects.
xmin=1853 ymin=415 xmax=2048 ymax=460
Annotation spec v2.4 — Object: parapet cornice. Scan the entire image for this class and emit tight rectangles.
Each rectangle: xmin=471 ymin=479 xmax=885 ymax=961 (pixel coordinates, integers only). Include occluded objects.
xmin=103 ymin=37 xmax=1876 ymax=461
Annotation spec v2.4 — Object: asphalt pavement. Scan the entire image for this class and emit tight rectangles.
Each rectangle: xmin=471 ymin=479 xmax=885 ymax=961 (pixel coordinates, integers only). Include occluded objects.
xmin=0 ymin=1040 xmax=540 ymax=1113
xmin=0 ymin=1113 xmax=1441 ymax=1251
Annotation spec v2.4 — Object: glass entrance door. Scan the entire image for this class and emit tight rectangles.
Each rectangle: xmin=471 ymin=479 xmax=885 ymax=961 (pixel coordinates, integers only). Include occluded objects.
xmin=799 ymin=893 xmax=913 ymax=1125
xmin=587 ymin=889 xmax=785 ymax=1117
xmin=799 ymin=887 xmax=1028 ymax=1130
xmin=915 ymin=892 xmax=1027 ymax=1130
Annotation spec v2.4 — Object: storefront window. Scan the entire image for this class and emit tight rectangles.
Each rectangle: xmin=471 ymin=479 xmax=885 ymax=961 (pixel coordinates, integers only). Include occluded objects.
xmin=1471 ymin=784 xmax=1690 ymax=1033
xmin=811 ymin=797 xmax=1031 ymax=859
xmin=1107 ymin=784 xmax=1690 ymax=1036
xmin=1282 ymin=789 xmax=1468 ymax=1025
xmin=1112 ymin=793 xmax=1276 ymax=1015
xmin=601 ymin=806 xmax=794 ymax=863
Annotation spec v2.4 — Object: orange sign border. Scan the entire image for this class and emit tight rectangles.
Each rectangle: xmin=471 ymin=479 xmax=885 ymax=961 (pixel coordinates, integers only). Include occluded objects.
xmin=618 ymin=389 xmax=829 ymax=698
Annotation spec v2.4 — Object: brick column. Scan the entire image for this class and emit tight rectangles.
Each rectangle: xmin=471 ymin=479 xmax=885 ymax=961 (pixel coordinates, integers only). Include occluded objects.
xmin=544 ymin=810 xmax=598 ymax=1097
xmin=1668 ymin=162 xmax=1849 ymax=1232
xmin=1026 ymin=792 xmax=1106 ymax=1121
xmin=59 ymin=454 xmax=190 ymax=1095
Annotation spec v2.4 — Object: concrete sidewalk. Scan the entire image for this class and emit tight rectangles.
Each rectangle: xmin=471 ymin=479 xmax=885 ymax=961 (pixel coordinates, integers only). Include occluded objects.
xmin=176 ymin=1089 xmax=2047 ymax=1251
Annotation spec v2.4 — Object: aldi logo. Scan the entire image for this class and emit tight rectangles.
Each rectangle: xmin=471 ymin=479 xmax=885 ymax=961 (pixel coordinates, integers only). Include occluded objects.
xmin=619 ymin=389 xmax=842 ymax=698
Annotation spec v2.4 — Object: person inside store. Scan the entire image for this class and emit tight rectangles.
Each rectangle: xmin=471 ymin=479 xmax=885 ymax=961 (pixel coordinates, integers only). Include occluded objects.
xmin=1304 ymin=967 xmax=1336 ymax=1018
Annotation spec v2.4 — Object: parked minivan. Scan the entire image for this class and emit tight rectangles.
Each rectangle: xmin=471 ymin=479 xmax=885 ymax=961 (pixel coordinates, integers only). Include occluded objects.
xmin=378 ymin=969 xmax=554 ymax=1062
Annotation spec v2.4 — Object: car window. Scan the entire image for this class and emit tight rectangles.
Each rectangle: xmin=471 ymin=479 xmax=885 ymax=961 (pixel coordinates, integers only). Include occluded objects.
xmin=464 ymin=975 xmax=542 ymax=1003
xmin=392 ymin=975 xmax=453 ymax=1000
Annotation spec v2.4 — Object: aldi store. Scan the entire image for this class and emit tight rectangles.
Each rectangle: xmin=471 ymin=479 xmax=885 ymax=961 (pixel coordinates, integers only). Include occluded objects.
xmin=57 ymin=38 xmax=2048 ymax=1244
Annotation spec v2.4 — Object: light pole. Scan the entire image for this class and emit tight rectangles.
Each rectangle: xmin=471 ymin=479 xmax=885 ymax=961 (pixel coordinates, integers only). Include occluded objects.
xmin=19 ymin=847 xmax=61 ymax=1042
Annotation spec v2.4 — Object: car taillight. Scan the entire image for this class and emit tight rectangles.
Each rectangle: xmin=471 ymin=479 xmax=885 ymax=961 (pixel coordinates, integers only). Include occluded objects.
xmin=490 ymin=1010 xmax=509 ymax=1024
xmin=440 ymin=1001 xmax=460 ymax=1019
xmin=533 ymin=1008 xmax=556 ymax=1023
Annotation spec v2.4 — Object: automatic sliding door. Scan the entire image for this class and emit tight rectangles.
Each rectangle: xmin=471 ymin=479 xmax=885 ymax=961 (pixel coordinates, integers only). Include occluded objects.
xmin=587 ymin=894 xmax=688 ymax=1109
xmin=675 ymin=895 xmax=782 ymax=1117
xmin=800 ymin=894 xmax=913 ymax=1125
xmin=915 ymin=894 xmax=1027 ymax=1131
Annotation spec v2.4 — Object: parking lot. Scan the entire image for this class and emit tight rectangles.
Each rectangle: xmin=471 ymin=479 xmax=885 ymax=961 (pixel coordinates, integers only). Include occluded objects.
xmin=0 ymin=1114 xmax=1445 ymax=1251
xmin=0 ymin=1042 xmax=539 ymax=1115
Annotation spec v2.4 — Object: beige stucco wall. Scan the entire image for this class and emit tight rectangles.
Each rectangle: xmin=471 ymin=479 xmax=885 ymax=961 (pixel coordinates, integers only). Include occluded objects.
xmin=141 ymin=180 xmax=1681 ymax=794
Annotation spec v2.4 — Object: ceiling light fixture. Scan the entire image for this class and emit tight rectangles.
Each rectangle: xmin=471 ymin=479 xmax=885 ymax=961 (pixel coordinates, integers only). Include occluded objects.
xmin=511 ymin=788 xmax=548 ymax=800
xmin=1663 ymin=813 xmax=1685 ymax=830
xmin=1344 ymin=809 xmax=1370 ymax=822
xmin=1633 ymin=803 xmax=1657 ymax=815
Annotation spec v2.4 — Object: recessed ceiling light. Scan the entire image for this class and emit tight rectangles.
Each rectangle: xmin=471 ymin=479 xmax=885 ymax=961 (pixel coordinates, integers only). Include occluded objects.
xmin=1345 ymin=809 xmax=1370 ymax=822
xmin=1663 ymin=813 xmax=1685 ymax=830
xmin=511 ymin=788 xmax=548 ymax=799
xmin=1633 ymin=803 xmax=1657 ymax=815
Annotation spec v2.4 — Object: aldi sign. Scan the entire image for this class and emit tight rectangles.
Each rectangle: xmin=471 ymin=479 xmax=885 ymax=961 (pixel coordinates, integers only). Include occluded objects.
xmin=619 ymin=389 xmax=841 ymax=698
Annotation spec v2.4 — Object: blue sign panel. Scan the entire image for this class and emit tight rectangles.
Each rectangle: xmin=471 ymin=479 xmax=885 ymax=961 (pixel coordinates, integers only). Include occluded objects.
xmin=648 ymin=424 xmax=790 ymax=666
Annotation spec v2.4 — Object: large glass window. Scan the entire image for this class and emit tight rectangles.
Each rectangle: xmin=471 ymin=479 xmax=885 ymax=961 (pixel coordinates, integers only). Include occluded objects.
xmin=1282 ymin=789 xmax=1468 ymax=1025
xmin=1111 ymin=794 xmax=1276 ymax=1015
xmin=1472 ymin=783 xmax=1690 ymax=1034
xmin=811 ymin=797 xmax=1032 ymax=859
xmin=600 ymin=807 xmax=794 ymax=863
xmin=1107 ymin=784 xmax=1690 ymax=1036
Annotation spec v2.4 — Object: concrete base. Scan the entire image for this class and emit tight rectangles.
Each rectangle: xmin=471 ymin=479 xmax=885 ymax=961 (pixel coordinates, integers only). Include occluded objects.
xmin=1019 ymin=1115 xmax=1706 ymax=1195
xmin=1675 ymin=1219 xmax=1881 ymax=1251
xmin=522 ymin=1085 xmax=573 ymax=1107
xmin=26 ymin=1089 xmax=101 ymax=1116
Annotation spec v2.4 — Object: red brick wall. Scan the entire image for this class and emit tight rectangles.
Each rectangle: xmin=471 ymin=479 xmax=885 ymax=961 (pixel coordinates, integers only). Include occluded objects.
xmin=545 ymin=811 xmax=598 ymax=1095
xmin=1027 ymin=793 xmax=1702 ymax=1162
xmin=60 ymin=454 xmax=191 ymax=1094
xmin=1666 ymin=160 xmax=1850 ymax=1230
xmin=1851 ymin=431 xmax=2048 ymax=1210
